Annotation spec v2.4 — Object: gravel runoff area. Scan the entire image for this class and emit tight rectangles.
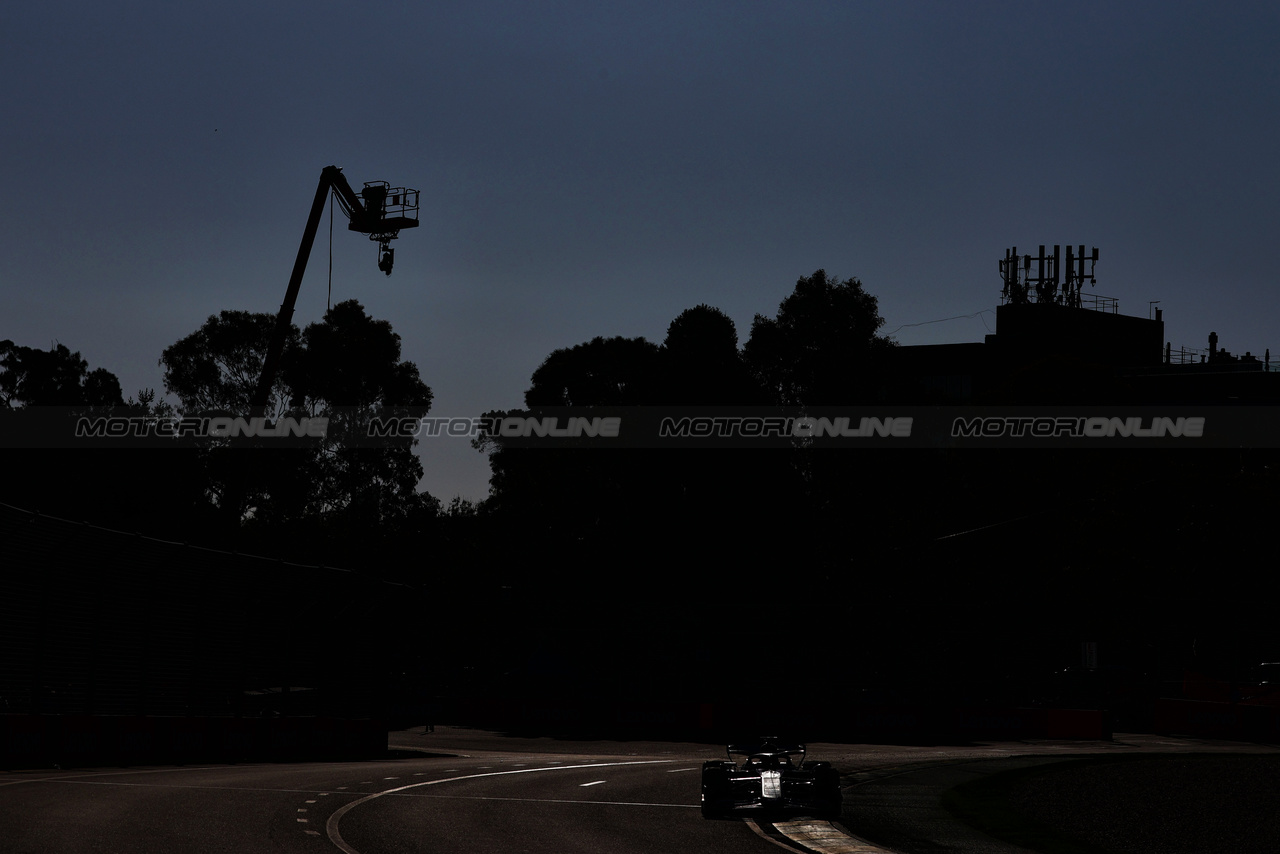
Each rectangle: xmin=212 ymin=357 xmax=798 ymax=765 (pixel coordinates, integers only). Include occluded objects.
xmin=1005 ymin=753 xmax=1280 ymax=854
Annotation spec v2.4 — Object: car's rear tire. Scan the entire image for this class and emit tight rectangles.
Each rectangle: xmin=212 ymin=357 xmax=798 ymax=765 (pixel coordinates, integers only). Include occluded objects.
xmin=701 ymin=762 xmax=731 ymax=819
xmin=810 ymin=765 xmax=841 ymax=818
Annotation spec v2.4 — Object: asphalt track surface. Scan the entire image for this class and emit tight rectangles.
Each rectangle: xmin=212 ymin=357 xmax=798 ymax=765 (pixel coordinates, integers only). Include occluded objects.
xmin=1 ymin=727 xmax=1277 ymax=853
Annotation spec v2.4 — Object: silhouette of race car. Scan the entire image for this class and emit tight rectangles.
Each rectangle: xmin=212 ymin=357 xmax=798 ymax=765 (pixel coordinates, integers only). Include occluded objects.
xmin=700 ymin=738 xmax=841 ymax=818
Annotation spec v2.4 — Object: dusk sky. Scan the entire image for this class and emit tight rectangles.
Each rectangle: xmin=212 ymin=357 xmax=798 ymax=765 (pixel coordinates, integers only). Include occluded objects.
xmin=4 ymin=2 xmax=1278 ymax=502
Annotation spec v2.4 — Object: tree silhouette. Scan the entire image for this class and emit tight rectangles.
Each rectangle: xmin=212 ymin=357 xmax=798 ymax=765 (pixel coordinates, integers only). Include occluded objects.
xmin=477 ymin=306 xmax=797 ymax=591
xmin=161 ymin=310 xmax=295 ymax=417
xmin=0 ymin=341 xmax=216 ymax=539
xmin=478 ymin=335 xmax=662 ymax=561
xmin=0 ymin=340 xmax=124 ymax=408
xmin=159 ymin=301 xmax=435 ymax=548
xmin=743 ymin=269 xmax=895 ymax=405
xmin=524 ymin=335 xmax=662 ymax=407
xmin=281 ymin=300 xmax=435 ymax=537
xmin=287 ymin=300 xmax=432 ymax=413
xmin=662 ymin=305 xmax=768 ymax=405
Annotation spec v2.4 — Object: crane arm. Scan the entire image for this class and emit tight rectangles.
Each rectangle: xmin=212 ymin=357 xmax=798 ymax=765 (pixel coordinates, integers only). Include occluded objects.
xmin=250 ymin=167 xmax=338 ymax=416
xmin=249 ymin=165 xmax=418 ymax=416
xmin=327 ymin=166 xmax=369 ymax=229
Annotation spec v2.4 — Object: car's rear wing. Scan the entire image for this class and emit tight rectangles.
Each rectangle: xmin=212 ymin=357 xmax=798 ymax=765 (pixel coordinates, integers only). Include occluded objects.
xmin=727 ymin=740 xmax=806 ymax=763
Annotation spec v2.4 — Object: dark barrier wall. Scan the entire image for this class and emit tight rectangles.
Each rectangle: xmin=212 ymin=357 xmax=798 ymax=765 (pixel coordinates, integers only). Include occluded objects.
xmin=1 ymin=503 xmax=421 ymax=763
xmin=439 ymin=697 xmax=1112 ymax=742
xmin=0 ymin=715 xmax=387 ymax=767
xmin=1154 ymin=699 xmax=1280 ymax=742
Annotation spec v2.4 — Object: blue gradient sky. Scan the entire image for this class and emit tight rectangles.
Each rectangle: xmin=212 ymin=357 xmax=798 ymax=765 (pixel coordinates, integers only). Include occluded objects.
xmin=4 ymin=2 xmax=1278 ymax=501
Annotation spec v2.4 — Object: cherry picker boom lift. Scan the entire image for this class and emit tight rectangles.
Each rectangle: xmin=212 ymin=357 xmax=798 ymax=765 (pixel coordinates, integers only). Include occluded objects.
xmin=250 ymin=165 xmax=419 ymax=417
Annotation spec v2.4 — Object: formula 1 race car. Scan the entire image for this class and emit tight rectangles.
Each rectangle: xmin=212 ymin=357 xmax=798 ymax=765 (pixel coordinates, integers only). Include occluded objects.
xmin=700 ymin=738 xmax=842 ymax=818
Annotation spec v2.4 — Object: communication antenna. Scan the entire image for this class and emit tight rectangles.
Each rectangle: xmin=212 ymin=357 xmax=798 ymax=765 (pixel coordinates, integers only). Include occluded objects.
xmin=1000 ymin=245 xmax=1097 ymax=307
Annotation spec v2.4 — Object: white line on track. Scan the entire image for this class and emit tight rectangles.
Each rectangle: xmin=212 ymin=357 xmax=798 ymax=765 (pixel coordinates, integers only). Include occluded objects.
xmin=579 ymin=780 xmax=606 ymax=787
xmin=417 ymin=793 xmax=697 ymax=808
xmin=0 ymin=765 xmax=230 ymax=788
xmin=23 ymin=779 xmax=376 ymax=796
xmin=324 ymin=760 xmax=674 ymax=854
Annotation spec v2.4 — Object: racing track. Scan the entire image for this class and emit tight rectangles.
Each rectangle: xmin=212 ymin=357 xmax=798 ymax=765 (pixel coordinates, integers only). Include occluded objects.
xmin=0 ymin=750 xmax=838 ymax=854
xmin=2 ymin=727 xmax=1277 ymax=853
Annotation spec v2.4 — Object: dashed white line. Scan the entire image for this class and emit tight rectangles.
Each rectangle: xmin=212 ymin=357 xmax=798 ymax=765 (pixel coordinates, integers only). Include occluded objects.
xmin=579 ymin=780 xmax=606 ymax=787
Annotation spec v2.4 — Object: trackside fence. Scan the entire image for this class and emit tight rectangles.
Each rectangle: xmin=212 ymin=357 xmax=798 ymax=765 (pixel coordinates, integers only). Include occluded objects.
xmin=0 ymin=503 xmax=425 ymax=766
xmin=0 ymin=714 xmax=386 ymax=767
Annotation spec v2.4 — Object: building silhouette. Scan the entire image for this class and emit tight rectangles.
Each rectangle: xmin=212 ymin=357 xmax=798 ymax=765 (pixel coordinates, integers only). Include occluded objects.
xmin=876 ymin=246 xmax=1276 ymax=405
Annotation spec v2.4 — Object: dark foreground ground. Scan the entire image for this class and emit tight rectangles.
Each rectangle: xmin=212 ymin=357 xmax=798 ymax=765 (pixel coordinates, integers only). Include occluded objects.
xmin=850 ymin=751 xmax=1280 ymax=854
xmin=1002 ymin=753 xmax=1280 ymax=854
